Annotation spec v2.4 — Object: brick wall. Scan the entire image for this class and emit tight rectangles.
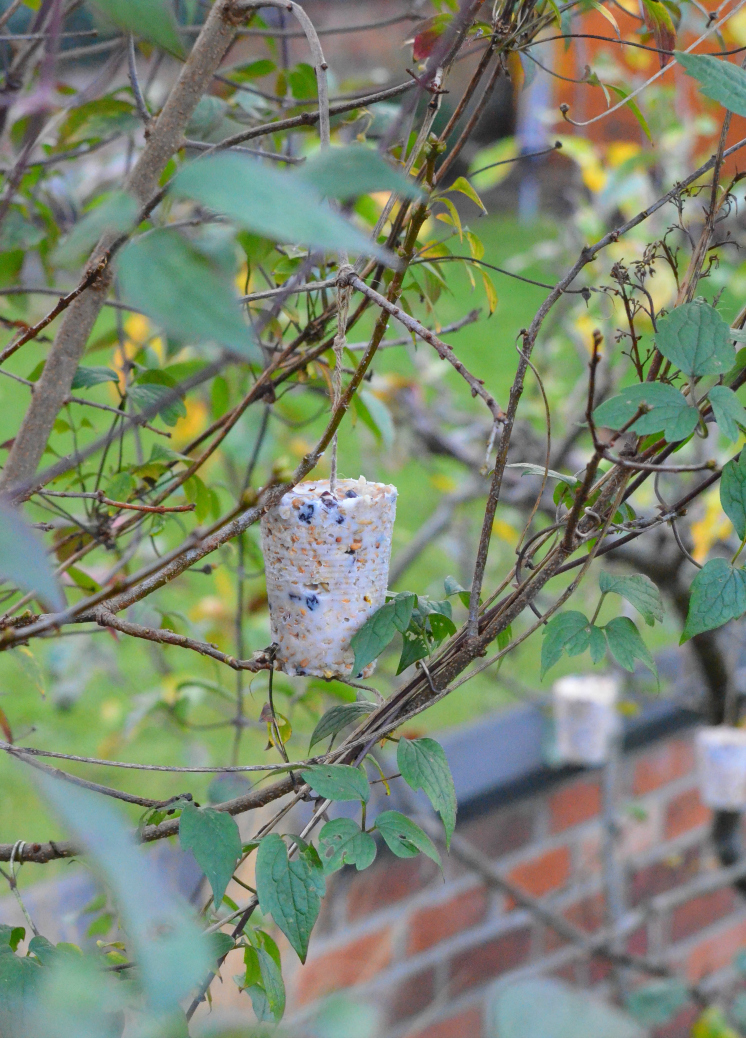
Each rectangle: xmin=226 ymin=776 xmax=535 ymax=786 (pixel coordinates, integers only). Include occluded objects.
xmin=281 ymin=721 xmax=746 ymax=1038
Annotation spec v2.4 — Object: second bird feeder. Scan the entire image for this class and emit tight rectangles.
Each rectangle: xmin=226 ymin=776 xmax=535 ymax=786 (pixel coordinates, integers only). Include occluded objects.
xmin=261 ymin=477 xmax=398 ymax=679
xmin=696 ymin=727 xmax=746 ymax=810
xmin=553 ymin=674 xmax=619 ymax=766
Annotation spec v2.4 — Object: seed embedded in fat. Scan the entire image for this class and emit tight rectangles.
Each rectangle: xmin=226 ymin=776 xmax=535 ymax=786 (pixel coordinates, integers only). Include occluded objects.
xmin=261 ymin=476 xmax=397 ymax=678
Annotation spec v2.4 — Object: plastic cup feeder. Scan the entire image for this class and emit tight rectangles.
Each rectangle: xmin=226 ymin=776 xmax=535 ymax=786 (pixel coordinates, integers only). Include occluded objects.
xmin=696 ymin=726 xmax=746 ymax=810
xmin=260 ymin=477 xmax=397 ymax=679
xmin=553 ymin=674 xmax=619 ymax=766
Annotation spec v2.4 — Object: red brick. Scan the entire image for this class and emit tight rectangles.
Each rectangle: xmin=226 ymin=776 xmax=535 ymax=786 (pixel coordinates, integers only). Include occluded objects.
xmin=629 ymin=846 xmax=700 ymax=906
xmin=588 ymin=955 xmax=614 ymax=984
xmin=388 ymin=967 xmax=435 ymax=1024
xmin=627 ymin=926 xmax=648 ymax=957
xmin=684 ymin=916 xmax=746 ymax=982
xmin=460 ymin=806 xmax=535 ymax=859
xmin=347 ymin=854 xmax=438 ymax=921
xmin=407 ymin=885 xmax=488 ymax=954
xmin=652 ymin=1004 xmax=699 ymax=1038
xmin=544 ymin=892 xmax=605 ymax=954
xmin=449 ymin=927 xmax=532 ymax=994
xmin=565 ymin=890 xmax=605 ymax=933
xmin=664 ymin=788 xmax=710 ymax=840
xmin=549 ymin=778 xmax=602 ymax=833
xmin=633 ymin=739 xmax=695 ymax=796
xmin=670 ymin=887 xmax=736 ymax=942
xmin=550 ymin=963 xmax=579 ymax=985
xmin=409 ymin=1006 xmax=483 ymax=1038
xmin=506 ymin=845 xmax=571 ymax=904
xmin=296 ymin=927 xmax=392 ymax=1005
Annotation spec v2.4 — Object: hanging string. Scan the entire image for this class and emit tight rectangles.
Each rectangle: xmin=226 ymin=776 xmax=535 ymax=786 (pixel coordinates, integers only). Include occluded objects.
xmin=330 ymin=263 xmax=354 ymax=492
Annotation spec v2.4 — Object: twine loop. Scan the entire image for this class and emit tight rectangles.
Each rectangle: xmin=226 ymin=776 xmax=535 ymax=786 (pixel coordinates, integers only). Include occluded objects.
xmin=329 ymin=264 xmax=355 ymax=492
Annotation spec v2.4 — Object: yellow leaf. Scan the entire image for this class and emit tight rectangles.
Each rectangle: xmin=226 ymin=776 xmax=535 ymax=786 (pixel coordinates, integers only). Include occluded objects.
xmin=691 ymin=488 xmax=732 ymax=562
xmin=479 ymin=268 xmax=498 ymax=314
xmin=506 ymin=51 xmax=524 ymax=91
xmin=692 ymin=1008 xmax=740 ymax=1038
xmin=606 ymin=141 xmax=641 ymax=167
xmin=555 ymin=136 xmax=607 ymax=193
xmin=468 ymin=137 xmax=519 ymax=191
xmin=492 ymin=518 xmax=520 ymax=542
xmin=13 ymin=646 xmax=45 ymax=698
xmin=435 ymin=195 xmax=463 ymax=241
xmin=124 ymin=314 xmax=151 ymax=345
xmin=447 ymin=175 xmax=487 ymax=215
xmin=590 ymin=0 xmax=621 ymax=37
xmin=172 ymin=397 xmax=208 ymax=448
xmin=431 ymin=473 xmax=457 ymax=492
xmin=466 ymin=229 xmax=485 ymax=261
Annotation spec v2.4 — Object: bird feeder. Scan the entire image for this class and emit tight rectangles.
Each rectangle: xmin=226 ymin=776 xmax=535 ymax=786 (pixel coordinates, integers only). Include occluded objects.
xmin=553 ymin=674 xmax=619 ymax=766
xmin=260 ymin=477 xmax=397 ymax=679
xmin=696 ymin=726 xmax=746 ymax=810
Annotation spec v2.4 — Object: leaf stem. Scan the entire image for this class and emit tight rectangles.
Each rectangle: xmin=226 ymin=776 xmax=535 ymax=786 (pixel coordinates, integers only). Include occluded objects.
xmin=590 ymin=592 xmax=608 ymax=626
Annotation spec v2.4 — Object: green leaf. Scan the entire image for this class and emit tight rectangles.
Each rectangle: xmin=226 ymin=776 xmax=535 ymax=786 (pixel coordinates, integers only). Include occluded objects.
xmin=350 ymin=592 xmax=416 ymax=674
xmin=118 ymin=230 xmax=258 ymax=359
xmin=676 ymin=52 xmax=746 ymax=117
xmin=0 ymin=925 xmax=25 ymax=953
xmin=301 ymin=764 xmax=370 ymax=803
xmin=607 ymin=84 xmax=652 ymax=144
xmin=593 ymin=382 xmax=699 ymax=442
xmin=624 ymin=979 xmax=689 ymax=1027
xmin=171 ymin=154 xmax=395 ymax=262
xmin=308 ymin=701 xmax=374 ymax=750
xmin=242 ymin=937 xmax=285 ymax=1023
xmin=71 ymin=365 xmax=119 ymax=390
xmin=604 ymin=616 xmax=656 ymax=676
xmin=374 ymin=811 xmax=441 ymax=867
xmin=356 ymin=389 xmax=395 ymax=449
xmin=0 ymin=503 xmax=64 ymax=611
xmin=27 ymin=935 xmax=58 ymax=966
xmin=598 ymin=572 xmax=664 ymax=626
xmin=208 ymin=931 xmax=235 ymax=965
xmin=0 ymin=942 xmax=41 ymax=1034
xmin=53 ymin=191 xmax=139 ymax=267
xmin=233 ymin=59 xmax=276 ymax=81
xmin=709 ymin=385 xmax=746 ymax=441
xmin=131 ymin=369 xmax=187 ymax=426
xmin=720 ymin=451 xmax=746 ymax=539
xmin=179 ymin=803 xmax=242 ymax=909
xmin=87 ymin=0 xmax=184 ymax=57
xmin=396 ymin=629 xmax=430 ymax=674
xmin=682 ymin=557 xmax=746 ymax=640
xmin=0 ymin=209 xmax=44 ymax=252
xmin=256 ymin=945 xmax=285 ymax=1022
xmin=654 ymin=300 xmax=734 ymax=377
xmin=428 ymin=611 xmax=457 ymax=642
xmin=492 ymin=977 xmax=645 ymax=1038
xmin=300 ymin=144 xmax=423 ymax=201
xmin=540 ymin=611 xmax=590 ymax=677
xmin=255 ymin=833 xmax=324 ymax=963
xmin=61 ymin=96 xmax=139 ymax=145
xmin=37 ymin=775 xmax=211 ymax=1012
xmin=732 ymin=992 xmax=746 ymax=1030
xmin=183 ymin=474 xmax=212 ymax=523
xmin=444 ymin=575 xmax=471 ymax=608
xmin=318 ymin=818 xmax=377 ymax=874
xmin=589 ymin=625 xmax=607 ymax=664
xmin=397 ymin=737 xmax=457 ymax=848
xmin=505 ymin=462 xmax=580 ymax=487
